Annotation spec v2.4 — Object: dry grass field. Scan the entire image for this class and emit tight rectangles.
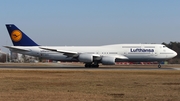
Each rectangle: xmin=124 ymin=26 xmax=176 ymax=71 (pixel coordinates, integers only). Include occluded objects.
xmin=0 ymin=69 xmax=180 ymax=101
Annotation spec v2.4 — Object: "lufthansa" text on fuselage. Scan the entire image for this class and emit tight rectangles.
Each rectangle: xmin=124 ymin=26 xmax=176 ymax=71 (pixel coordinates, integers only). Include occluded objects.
xmin=130 ymin=48 xmax=154 ymax=52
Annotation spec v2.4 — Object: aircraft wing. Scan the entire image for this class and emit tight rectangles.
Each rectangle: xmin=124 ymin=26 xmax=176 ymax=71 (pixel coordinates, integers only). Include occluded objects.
xmin=40 ymin=47 xmax=128 ymax=60
xmin=4 ymin=46 xmax=30 ymax=52
xmin=40 ymin=47 xmax=79 ymax=57
xmin=40 ymin=46 xmax=101 ymax=58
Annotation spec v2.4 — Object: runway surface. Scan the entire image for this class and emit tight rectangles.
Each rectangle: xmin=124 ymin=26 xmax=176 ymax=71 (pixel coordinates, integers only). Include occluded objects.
xmin=0 ymin=63 xmax=179 ymax=71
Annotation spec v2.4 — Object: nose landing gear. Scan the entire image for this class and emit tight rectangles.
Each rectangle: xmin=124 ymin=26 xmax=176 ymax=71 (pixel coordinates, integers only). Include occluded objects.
xmin=158 ymin=61 xmax=162 ymax=68
xmin=158 ymin=64 xmax=161 ymax=68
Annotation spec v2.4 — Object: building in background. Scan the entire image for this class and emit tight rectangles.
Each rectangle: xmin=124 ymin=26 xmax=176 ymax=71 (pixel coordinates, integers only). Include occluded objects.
xmin=0 ymin=50 xmax=7 ymax=62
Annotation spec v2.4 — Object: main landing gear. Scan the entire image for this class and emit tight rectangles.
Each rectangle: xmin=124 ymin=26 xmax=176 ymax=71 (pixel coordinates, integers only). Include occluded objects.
xmin=85 ymin=63 xmax=99 ymax=68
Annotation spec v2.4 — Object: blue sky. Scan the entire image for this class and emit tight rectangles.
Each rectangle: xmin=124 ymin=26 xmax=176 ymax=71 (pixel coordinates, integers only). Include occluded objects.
xmin=0 ymin=0 xmax=180 ymax=52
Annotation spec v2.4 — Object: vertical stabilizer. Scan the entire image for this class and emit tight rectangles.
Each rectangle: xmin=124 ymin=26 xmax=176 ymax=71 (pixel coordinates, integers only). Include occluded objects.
xmin=6 ymin=24 xmax=38 ymax=46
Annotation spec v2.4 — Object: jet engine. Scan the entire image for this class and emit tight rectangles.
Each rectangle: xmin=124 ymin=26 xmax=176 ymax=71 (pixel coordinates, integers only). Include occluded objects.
xmin=78 ymin=54 xmax=93 ymax=63
xmin=101 ymin=56 xmax=116 ymax=65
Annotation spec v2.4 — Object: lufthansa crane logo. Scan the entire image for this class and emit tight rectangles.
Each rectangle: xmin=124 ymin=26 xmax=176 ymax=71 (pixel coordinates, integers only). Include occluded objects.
xmin=11 ymin=30 xmax=22 ymax=42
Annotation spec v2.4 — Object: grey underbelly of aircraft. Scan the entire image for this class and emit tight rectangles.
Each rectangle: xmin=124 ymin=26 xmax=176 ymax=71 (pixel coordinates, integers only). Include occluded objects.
xmin=44 ymin=57 xmax=166 ymax=63
xmin=115 ymin=58 xmax=166 ymax=62
xmin=20 ymin=51 xmax=168 ymax=63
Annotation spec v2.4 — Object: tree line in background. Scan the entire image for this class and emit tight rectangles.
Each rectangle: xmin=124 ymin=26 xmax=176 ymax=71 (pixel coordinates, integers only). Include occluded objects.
xmin=162 ymin=42 xmax=180 ymax=64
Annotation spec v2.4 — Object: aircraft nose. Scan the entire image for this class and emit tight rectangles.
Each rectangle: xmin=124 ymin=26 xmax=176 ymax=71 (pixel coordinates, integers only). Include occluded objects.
xmin=173 ymin=51 xmax=177 ymax=57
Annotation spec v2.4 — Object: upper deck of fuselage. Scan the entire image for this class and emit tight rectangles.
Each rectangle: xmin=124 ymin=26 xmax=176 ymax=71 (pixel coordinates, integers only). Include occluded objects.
xmin=101 ymin=44 xmax=164 ymax=48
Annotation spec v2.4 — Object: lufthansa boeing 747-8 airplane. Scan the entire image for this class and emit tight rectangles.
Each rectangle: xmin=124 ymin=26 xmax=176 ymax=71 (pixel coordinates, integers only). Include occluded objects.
xmin=5 ymin=24 xmax=177 ymax=68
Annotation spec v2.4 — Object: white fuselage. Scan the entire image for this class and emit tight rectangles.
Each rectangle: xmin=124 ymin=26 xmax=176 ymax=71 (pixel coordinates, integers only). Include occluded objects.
xmin=9 ymin=44 xmax=177 ymax=62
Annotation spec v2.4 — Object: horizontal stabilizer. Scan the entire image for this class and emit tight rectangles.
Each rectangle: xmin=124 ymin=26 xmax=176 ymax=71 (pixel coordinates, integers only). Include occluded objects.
xmin=4 ymin=46 xmax=30 ymax=52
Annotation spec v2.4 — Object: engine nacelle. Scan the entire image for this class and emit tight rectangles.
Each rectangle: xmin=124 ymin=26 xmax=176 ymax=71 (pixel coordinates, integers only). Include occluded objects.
xmin=101 ymin=56 xmax=116 ymax=65
xmin=78 ymin=54 xmax=93 ymax=63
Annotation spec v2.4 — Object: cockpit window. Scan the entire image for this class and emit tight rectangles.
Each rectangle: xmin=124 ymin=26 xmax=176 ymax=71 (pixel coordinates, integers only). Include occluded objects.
xmin=163 ymin=46 xmax=166 ymax=48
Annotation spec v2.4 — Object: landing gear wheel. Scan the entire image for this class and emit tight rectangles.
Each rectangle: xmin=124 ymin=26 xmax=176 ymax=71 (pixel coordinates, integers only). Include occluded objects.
xmin=85 ymin=64 xmax=91 ymax=68
xmin=158 ymin=64 xmax=161 ymax=68
xmin=92 ymin=64 xmax=99 ymax=68
xmin=84 ymin=63 xmax=99 ymax=68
